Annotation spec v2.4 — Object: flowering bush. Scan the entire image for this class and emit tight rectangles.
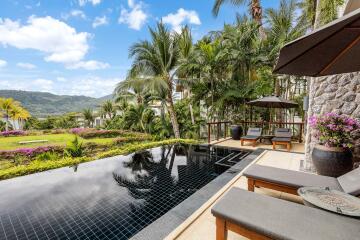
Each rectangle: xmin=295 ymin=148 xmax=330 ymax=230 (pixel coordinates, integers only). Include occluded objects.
xmin=309 ymin=113 xmax=360 ymax=148
xmin=0 ymin=130 xmax=26 ymax=137
xmin=0 ymin=146 xmax=63 ymax=159
xmin=71 ymin=128 xmax=148 ymax=139
xmin=69 ymin=128 xmax=89 ymax=134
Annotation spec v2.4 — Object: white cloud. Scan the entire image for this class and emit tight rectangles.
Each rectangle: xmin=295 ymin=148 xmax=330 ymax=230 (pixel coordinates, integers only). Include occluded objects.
xmin=65 ymin=76 xmax=120 ymax=96
xmin=0 ymin=59 xmax=7 ymax=68
xmin=56 ymin=77 xmax=67 ymax=82
xmin=33 ymin=78 xmax=54 ymax=91
xmin=79 ymin=0 xmax=101 ymax=6
xmin=162 ymin=8 xmax=201 ymax=33
xmin=118 ymin=0 xmax=147 ymax=30
xmin=62 ymin=10 xmax=87 ymax=20
xmin=0 ymin=16 xmax=90 ymax=64
xmin=0 ymin=73 xmax=122 ymax=97
xmin=92 ymin=16 xmax=108 ymax=28
xmin=66 ymin=60 xmax=110 ymax=70
xmin=17 ymin=62 xmax=36 ymax=69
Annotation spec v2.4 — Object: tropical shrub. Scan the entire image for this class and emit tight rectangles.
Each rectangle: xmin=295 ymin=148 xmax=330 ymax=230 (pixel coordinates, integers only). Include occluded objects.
xmin=0 ymin=130 xmax=26 ymax=137
xmin=174 ymin=99 xmax=205 ymax=139
xmin=73 ymin=128 xmax=147 ymax=139
xmin=0 ymin=146 xmax=62 ymax=159
xmin=64 ymin=136 xmax=83 ymax=157
xmin=309 ymin=113 xmax=360 ymax=148
xmin=0 ymin=120 xmax=6 ymax=131
xmin=113 ymin=135 xmax=153 ymax=145
xmin=36 ymin=151 xmax=59 ymax=161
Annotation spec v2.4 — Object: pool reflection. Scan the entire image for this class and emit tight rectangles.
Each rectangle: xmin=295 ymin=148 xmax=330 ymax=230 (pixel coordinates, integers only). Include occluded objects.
xmin=0 ymin=144 xmax=231 ymax=240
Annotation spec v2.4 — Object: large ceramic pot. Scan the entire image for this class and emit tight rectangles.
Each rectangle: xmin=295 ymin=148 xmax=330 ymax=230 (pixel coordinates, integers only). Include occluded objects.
xmin=230 ymin=125 xmax=243 ymax=140
xmin=312 ymin=145 xmax=353 ymax=177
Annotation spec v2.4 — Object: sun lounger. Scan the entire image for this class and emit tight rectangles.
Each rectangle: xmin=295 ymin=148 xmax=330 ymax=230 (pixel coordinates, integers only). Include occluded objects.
xmin=212 ymin=188 xmax=360 ymax=240
xmin=244 ymin=164 xmax=360 ymax=196
xmin=240 ymin=128 xmax=262 ymax=147
xmin=272 ymin=128 xmax=292 ymax=151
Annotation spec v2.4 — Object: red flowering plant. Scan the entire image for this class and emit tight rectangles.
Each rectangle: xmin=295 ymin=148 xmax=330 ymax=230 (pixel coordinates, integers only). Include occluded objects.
xmin=309 ymin=113 xmax=360 ymax=148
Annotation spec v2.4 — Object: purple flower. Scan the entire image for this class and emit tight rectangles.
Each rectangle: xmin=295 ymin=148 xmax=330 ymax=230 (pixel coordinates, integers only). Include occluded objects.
xmin=310 ymin=113 xmax=360 ymax=148
xmin=0 ymin=130 xmax=26 ymax=137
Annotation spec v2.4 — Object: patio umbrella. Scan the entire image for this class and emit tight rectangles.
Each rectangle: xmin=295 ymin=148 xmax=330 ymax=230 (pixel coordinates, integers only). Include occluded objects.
xmin=247 ymin=96 xmax=298 ymax=109
xmin=273 ymin=7 xmax=360 ymax=77
xmin=247 ymin=96 xmax=298 ymax=125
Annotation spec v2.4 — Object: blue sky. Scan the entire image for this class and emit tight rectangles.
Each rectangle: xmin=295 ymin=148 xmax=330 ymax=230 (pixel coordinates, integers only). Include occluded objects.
xmin=0 ymin=0 xmax=280 ymax=98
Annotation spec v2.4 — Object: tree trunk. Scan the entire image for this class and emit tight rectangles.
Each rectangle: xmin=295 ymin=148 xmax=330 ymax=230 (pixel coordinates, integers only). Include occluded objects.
xmin=166 ymin=78 xmax=181 ymax=138
xmin=189 ymin=103 xmax=195 ymax=124
xmin=314 ymin=0 xmax=322 ymax=29
xmin=251 ymin=0 xmax=266 ymax=39
xmin=5 ymin=114 xmax=9 ymax=131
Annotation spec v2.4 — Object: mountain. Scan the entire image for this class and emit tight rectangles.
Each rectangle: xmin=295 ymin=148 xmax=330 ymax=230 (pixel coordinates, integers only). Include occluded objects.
xmin=0 ymin=90 xmax=114 ymax=117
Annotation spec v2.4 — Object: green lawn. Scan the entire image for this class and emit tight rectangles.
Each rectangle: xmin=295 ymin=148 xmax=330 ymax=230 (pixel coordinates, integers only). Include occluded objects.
xmin=0 ymin=139 xmax=199 ymax=180
xmin=0 ymin=133 xmax=115 ymax=150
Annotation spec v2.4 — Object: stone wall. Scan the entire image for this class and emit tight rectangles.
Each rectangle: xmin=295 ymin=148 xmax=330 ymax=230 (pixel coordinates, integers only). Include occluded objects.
xmin=305 ymin=72 xmax=360 ymax=170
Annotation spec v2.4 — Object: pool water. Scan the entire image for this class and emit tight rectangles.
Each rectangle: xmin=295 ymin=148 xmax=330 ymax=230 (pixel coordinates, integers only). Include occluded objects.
xmin=0 ymin=144 xmax=249 ymax=240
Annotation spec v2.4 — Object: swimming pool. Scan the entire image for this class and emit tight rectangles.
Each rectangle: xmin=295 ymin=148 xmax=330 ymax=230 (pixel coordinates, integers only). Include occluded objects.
xmin=0 ymin=144 xmax=251 ymax=240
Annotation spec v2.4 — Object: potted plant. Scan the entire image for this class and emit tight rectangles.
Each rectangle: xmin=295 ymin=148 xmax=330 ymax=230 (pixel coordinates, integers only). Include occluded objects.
xmin=309 ymin=113 xmax=360 ymax=177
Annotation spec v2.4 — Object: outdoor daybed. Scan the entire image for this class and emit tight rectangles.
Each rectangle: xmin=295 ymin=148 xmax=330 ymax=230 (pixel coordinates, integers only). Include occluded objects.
xmin=240 ymin=128 xmax=262 ymax=147
xmin=244 ymin=164 xmax=360 ymax=196
xmin=272 ymin=128 xmax=292 ymax=151
xmin=212 ymin=188 xmax=360 ymax=240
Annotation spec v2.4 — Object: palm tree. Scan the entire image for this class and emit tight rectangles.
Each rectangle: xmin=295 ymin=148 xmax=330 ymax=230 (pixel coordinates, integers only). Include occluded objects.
xmin=114 ymin=77 xmax=151 ymax=105
xmin=176 ymin=26 xmax=196 ymax=124
xmin=127 ymin=22 xmax=181 ymax=138
xmin=101 ymin=100 xmax=115 ymax=119
xmin=212 ymin=0 xmax=265 ymax=37
xmin=0 ymin=98 xmax=16 ymax=131
xmin=299 ymin=0 xmax=344 ymax=29
xmin=123 ymin=104 xmax=155 ymax=132
xmin=9 ymin=104 xmax=30 ymax=129
xmin=82 ymin=108 xmax=94 ymax=127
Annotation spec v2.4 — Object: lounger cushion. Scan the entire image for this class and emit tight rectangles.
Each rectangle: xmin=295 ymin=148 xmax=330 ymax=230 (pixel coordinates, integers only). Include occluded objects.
xmin=241 ymin=135 xmax=259 ymax=140
xmin=246 ymin=128 xmax=262 ymax=137
xmin=274 ymin=128 xmax=292 ymax=138
xmin=337 ymin=167 xmax=360 ymax=196
xmin=244 ymin=165 xmax=342 ymax=190
xmin=212 ymin=188 xmax=360 ymax=240
xmin=272 ymin=137 xmax=291 ymax=142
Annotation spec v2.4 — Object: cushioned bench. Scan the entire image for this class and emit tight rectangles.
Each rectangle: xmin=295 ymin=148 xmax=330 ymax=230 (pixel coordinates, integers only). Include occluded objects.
xmin=212 ymin=188 xmax=360 ymax=240
xmin=272 ymin=128 xmax=292 ymax=151
xmin=244 ymin=164 xmax=360 ymax=196
xmin=240 ymin=128 xmax=262 ymax=147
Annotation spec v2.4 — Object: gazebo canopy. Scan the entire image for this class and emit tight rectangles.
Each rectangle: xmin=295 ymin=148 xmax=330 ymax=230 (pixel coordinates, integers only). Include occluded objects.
xmin=273 ymin=7 xmax=360 ymax=77
xmin=247 ymin=96 xmax=298 ymax=109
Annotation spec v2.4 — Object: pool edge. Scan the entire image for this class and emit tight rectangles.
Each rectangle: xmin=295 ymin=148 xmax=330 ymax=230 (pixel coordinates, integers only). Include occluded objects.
xmin=130 ymin=148 xmax=266 ymax=240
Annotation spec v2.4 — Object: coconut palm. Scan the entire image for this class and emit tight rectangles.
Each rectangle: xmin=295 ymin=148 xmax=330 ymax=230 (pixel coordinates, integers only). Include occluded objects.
xmin=212 ymin=0 xmax=265 ymax=37
xmin=127 ymin=22 xmax=181 ymax=138
xmin=123 ymin=104 xmax=155 ymax=132
xmin=114 ymin=77 xmax=151 ymax=105
xmin=101 ymin=100 xmax=115 ymax=119
xmin=82 ymin=108 xmax=94 ymax=127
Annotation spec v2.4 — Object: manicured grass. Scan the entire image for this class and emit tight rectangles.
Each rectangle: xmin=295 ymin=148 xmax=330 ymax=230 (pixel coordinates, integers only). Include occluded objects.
xmin=0 ymin=133 xmax=115 ymax=150
xmin=0 ymin=139 xmax=199 ymax=180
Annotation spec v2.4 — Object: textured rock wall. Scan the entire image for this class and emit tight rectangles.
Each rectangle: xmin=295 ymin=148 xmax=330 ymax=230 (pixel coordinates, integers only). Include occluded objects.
xmin=305 ymin=72 xmax=360 ymax=170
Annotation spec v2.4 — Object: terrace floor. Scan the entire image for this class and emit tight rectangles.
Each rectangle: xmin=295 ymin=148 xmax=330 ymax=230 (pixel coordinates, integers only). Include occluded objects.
xmin=165 ymin=141 xmax=306 ymax=240
xmin=212 ymin=138 xmax=305 ymax=153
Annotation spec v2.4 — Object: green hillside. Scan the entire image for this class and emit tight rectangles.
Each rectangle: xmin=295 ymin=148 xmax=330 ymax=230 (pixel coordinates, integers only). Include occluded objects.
xmin=0 ymin=90 xmax=113 ymax=117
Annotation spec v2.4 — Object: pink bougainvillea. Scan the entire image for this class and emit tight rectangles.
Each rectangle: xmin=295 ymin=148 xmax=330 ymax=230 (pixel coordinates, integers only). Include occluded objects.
xmin=0 ymin=130 xmax=26 ymax=137
xmin=309 ymin=113 xmax=360 ymax=148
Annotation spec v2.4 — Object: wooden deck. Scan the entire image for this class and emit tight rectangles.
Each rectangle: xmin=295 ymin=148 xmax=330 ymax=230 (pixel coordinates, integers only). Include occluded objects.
xmin=212 ymin=138 xmax=305 ymax=153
